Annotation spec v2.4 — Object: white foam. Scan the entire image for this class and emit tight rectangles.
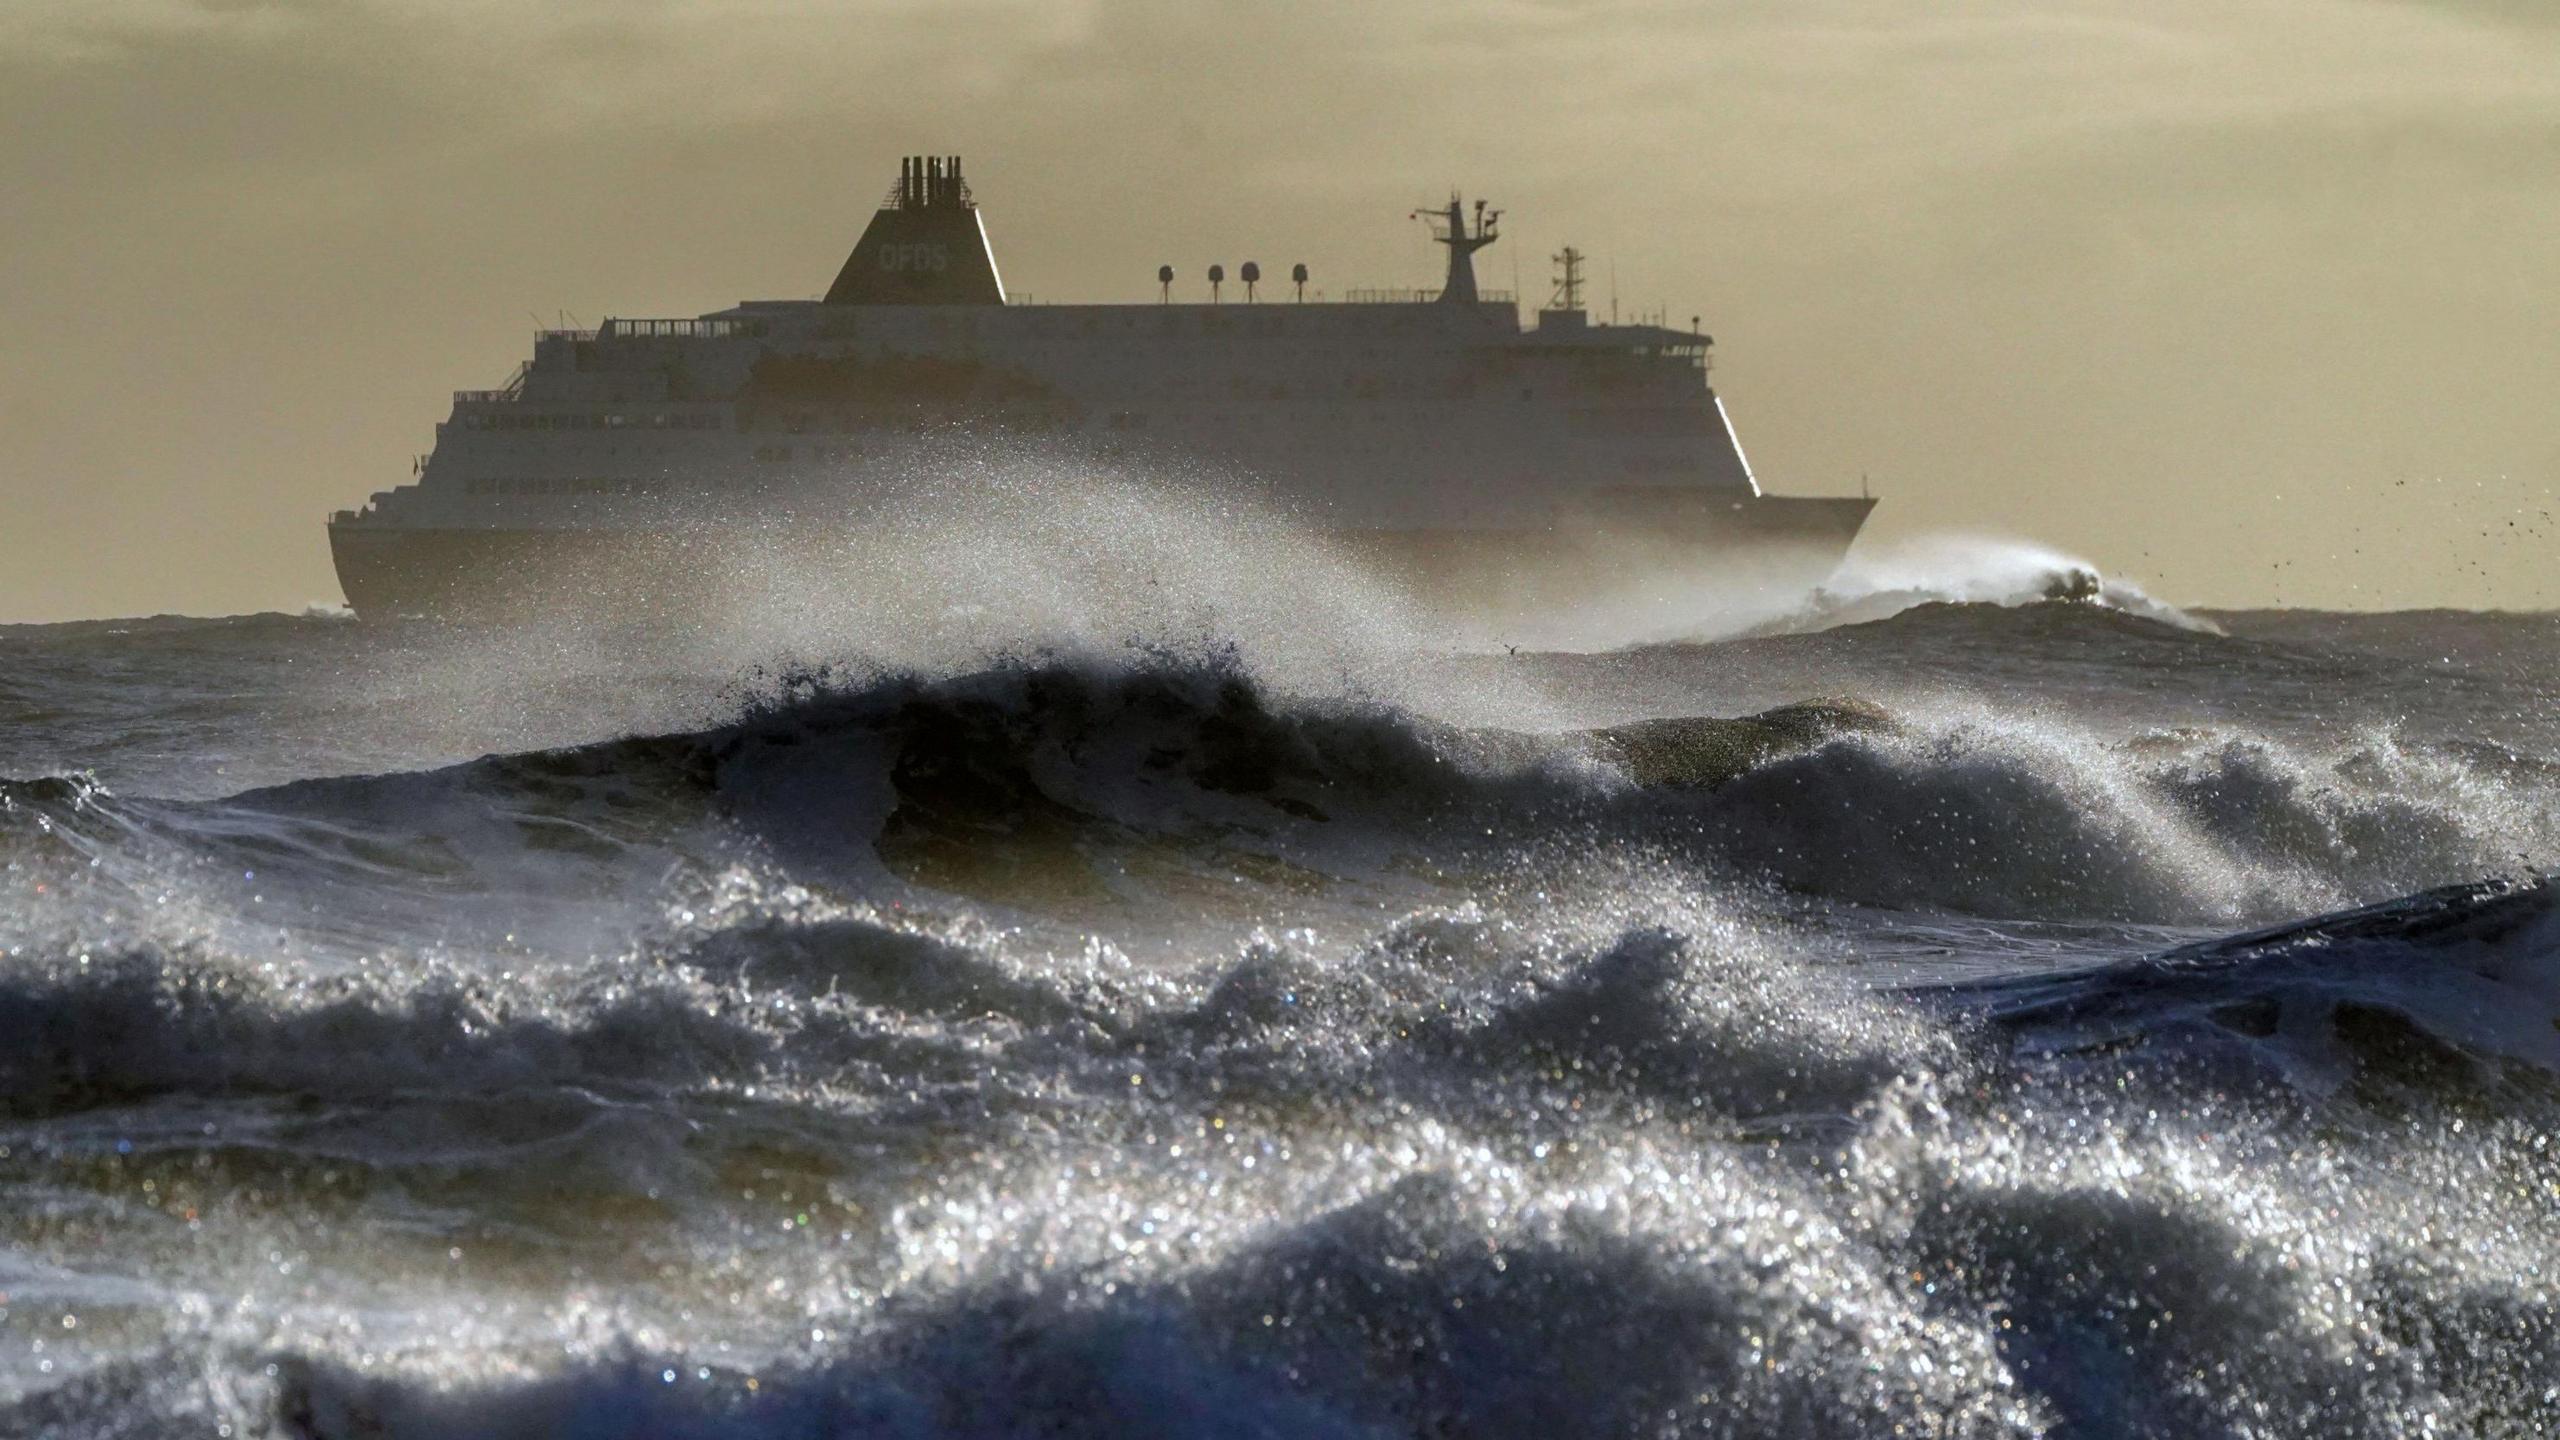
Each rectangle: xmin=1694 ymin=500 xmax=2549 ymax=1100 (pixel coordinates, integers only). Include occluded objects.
xmin=1712 ymin=531 xmax=2215 ymax=638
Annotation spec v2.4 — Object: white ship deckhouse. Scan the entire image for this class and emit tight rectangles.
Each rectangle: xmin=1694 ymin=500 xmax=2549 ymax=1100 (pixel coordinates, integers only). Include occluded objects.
xmin=327 ymin=155 xmax=1872 ymax=622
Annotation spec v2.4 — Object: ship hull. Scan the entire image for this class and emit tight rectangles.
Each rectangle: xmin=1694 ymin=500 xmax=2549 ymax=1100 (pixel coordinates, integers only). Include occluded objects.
xmin=327 ymin=492 xmax=1874 ymax=632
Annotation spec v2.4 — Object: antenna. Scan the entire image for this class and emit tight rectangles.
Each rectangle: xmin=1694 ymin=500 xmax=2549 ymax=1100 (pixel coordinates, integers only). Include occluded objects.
xmin=1550 ymin=247 xmax=1585 ymax=311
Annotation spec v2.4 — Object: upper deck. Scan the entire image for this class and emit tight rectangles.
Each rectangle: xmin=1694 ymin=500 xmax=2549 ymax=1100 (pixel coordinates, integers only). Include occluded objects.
xmin=343 ymin=153 xmax=1764 ymax=534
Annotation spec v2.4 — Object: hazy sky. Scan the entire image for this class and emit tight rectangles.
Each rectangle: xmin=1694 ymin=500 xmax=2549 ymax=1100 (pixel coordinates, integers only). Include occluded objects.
xmin=3 ymin=0 xmax=2555 ymax=621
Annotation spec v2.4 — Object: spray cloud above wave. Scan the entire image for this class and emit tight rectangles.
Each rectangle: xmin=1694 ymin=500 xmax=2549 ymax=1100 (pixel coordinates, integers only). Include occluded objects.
xmin=5 ymin=469 xmax=2559 ymax=1439
xmin=1694 ymin=531 xmax=2215 ymax=641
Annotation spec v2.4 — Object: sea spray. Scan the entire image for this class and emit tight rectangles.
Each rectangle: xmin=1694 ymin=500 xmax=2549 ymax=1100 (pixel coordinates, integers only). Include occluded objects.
xmin=0 ymin=600 xmax=2554 ymax=1436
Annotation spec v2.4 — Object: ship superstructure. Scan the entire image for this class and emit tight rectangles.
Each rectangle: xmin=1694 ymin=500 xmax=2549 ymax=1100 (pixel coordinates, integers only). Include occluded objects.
xmin=328 ymin=155 xmax=1871 ymax=620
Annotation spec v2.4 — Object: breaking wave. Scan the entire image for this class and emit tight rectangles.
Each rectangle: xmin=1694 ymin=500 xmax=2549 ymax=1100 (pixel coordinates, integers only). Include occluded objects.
xmin=1727 ymin=534 xmax=2215 ymax=638
xmin=8 ymin=653 xmax=2554 ymax=950
xmin=12 ymin=526 xmax=2560 ymax=1436
xmin=3 ymin=873 xmax=2552 ymax=1436
xmin=1947 ymin=873 xmax=2560 ymax=1100
xmin=1692 ymin=714 xmax=2560 ymax=924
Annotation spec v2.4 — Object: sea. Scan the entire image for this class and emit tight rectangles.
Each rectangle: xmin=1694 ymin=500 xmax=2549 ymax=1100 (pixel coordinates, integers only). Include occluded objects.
xmin=0 ymin=522 xmax=2554 ymax=1438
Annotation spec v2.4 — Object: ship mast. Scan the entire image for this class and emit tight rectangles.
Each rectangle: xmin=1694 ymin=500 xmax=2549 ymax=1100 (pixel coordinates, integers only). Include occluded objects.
xmin=1549 ymin=246 xmax=1586 ymax=312
xmin=1415 ymin=195 xmax=1501 ymax=304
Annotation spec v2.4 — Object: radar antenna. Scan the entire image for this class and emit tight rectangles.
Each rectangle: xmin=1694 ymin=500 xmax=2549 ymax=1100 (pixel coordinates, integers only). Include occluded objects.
xmin=1413 ymin=194 xmax=1501 ymax=305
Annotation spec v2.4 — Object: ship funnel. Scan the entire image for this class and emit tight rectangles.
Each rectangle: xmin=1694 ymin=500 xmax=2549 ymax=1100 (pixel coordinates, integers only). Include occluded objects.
xmin=823 ymin=153 xmax=1008 ymax=305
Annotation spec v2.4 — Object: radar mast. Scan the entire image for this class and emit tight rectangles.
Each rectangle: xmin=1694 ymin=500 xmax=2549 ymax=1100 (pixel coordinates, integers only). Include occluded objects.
xmin=1549 ymin=246 xmax=1586 ymax=312
xmin=1415 ymin=195 xmax=1501 ymax=304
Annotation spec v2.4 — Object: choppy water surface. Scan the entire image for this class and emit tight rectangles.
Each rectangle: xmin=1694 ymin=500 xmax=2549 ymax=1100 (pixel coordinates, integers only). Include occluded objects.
xmin=1 ymin=543 xmax=2556 ymax=1437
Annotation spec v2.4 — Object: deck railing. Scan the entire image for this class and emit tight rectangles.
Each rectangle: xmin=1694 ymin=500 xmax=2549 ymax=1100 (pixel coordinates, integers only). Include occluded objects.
xmin=599 ymin=317 xmax=765 ymax=339
xmin=1340 ymin=287 xmax=1515 ymax=305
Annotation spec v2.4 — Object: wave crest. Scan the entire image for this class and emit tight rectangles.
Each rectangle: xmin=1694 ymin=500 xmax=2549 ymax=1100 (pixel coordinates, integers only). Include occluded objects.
xmin=1729 ymin=534 xmax=2215 ymax=639
xmin=1696 ymin=720 xmax=2559 ymax=924
xmin=1950 ymin=874 xmax=2560 ymax=1096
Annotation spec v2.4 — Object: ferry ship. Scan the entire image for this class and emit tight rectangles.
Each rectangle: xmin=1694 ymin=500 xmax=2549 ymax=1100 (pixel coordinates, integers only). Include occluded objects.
xmin=327 ymin=155 xmax=1872 ymax=623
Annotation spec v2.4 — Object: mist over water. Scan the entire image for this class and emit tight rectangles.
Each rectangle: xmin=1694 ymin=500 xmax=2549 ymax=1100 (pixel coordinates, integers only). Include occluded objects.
xmin=1 ymin=482 xmax=2556 ymax=1436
